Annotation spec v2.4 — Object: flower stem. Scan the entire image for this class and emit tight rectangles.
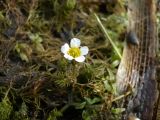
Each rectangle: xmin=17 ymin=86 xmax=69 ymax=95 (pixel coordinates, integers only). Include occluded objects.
xmin=94 ymin=13 xmax=122 ymax=59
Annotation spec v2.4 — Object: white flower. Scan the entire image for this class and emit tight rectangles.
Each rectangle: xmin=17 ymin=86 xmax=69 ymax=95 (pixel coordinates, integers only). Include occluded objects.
xmin=61 ymin=38 xmax=89 ymax=62
xmin=135 ymin=118 xmax=140 ymax=120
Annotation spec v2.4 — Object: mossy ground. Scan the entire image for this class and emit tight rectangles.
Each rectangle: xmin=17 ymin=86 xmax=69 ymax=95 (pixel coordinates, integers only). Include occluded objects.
xmin=0 ymin=0 xmax=134 ymax=120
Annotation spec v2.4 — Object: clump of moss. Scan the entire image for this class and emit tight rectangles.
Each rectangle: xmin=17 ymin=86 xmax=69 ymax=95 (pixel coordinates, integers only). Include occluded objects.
xmin=0 ymin=97 xmax=13 ymax=120
xmin=0 ymin=0 xmax=127 ymax=119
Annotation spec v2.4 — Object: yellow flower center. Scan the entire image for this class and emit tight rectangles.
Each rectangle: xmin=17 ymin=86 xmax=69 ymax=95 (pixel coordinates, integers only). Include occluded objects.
xmin=67 ymin=47 xmax=81 ymax=58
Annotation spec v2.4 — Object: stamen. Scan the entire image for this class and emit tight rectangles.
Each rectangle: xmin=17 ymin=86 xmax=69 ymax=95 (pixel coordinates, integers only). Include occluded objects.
xmin=67 ymin=47 xmax=81 ymax=58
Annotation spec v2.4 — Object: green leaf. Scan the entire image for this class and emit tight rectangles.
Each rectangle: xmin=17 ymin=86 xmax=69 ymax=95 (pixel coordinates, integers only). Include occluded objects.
xmin=47 ymin=108 xmax=62 ymax=120
xmin=103 ymin=80 xmax=112 ymax=92
xmin=14 ymin=43 xmax=20 ymax=53
xmin=29 ymin=33 xmax=43 ymax=43
xmin=84 ymin=97 xmax=101 ymax=105
xmin=74 ymin=102 xmax=86 ymax=109
xmin=35 ymin=43 xmax=45 ymax=52
xmin=111 ymin=108 xmax=125 ymax=114
xmin=20 ymin=53 xmax=29 ymax=62
xmin=111 ymin=60 xmax=120 ymax=68
xmin=107 ymin=68 xmax=115 ymax=82
xmin=66 ymin=0 xmax=76 ymax=10
xmin=0 ymin=11 xmax=5 ymax=21
xmin=111 ymin=83 xmax=117 ymax=95
xmin=82 ymin=110 xmax=91 ymax=120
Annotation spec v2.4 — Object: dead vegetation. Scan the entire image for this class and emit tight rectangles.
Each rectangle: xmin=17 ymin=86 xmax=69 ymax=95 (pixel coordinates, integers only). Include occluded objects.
xmin=0 ymin=0 xmax=130 ymax=120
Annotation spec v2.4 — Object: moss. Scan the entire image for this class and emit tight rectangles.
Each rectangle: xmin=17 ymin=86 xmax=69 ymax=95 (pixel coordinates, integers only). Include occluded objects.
xmin=0 ymin=0 xmax=128 ymax=119
xmin=0 ymin=97 xmax=13 ymax=120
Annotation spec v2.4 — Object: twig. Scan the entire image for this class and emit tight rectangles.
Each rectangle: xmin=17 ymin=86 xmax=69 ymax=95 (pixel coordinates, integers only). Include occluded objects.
xmin=111 ymin=91 xmax=131 ymax=102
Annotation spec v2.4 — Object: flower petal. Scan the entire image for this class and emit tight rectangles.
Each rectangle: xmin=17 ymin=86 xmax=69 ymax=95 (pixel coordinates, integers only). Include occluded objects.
xmin=64 ymin=54 xmax=73 ymax=60
xmin=61 ymin=43 xmax=70 ymax=54
xmin=70 ymin=38 xmax=81 ymax=48
xmin=135 ymin=118 xmax=140 ymax=120
xmin=80 ymin=46 xmax=89 ymax=55
xmin=75 ymin=56 xmax=85 ymax=62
